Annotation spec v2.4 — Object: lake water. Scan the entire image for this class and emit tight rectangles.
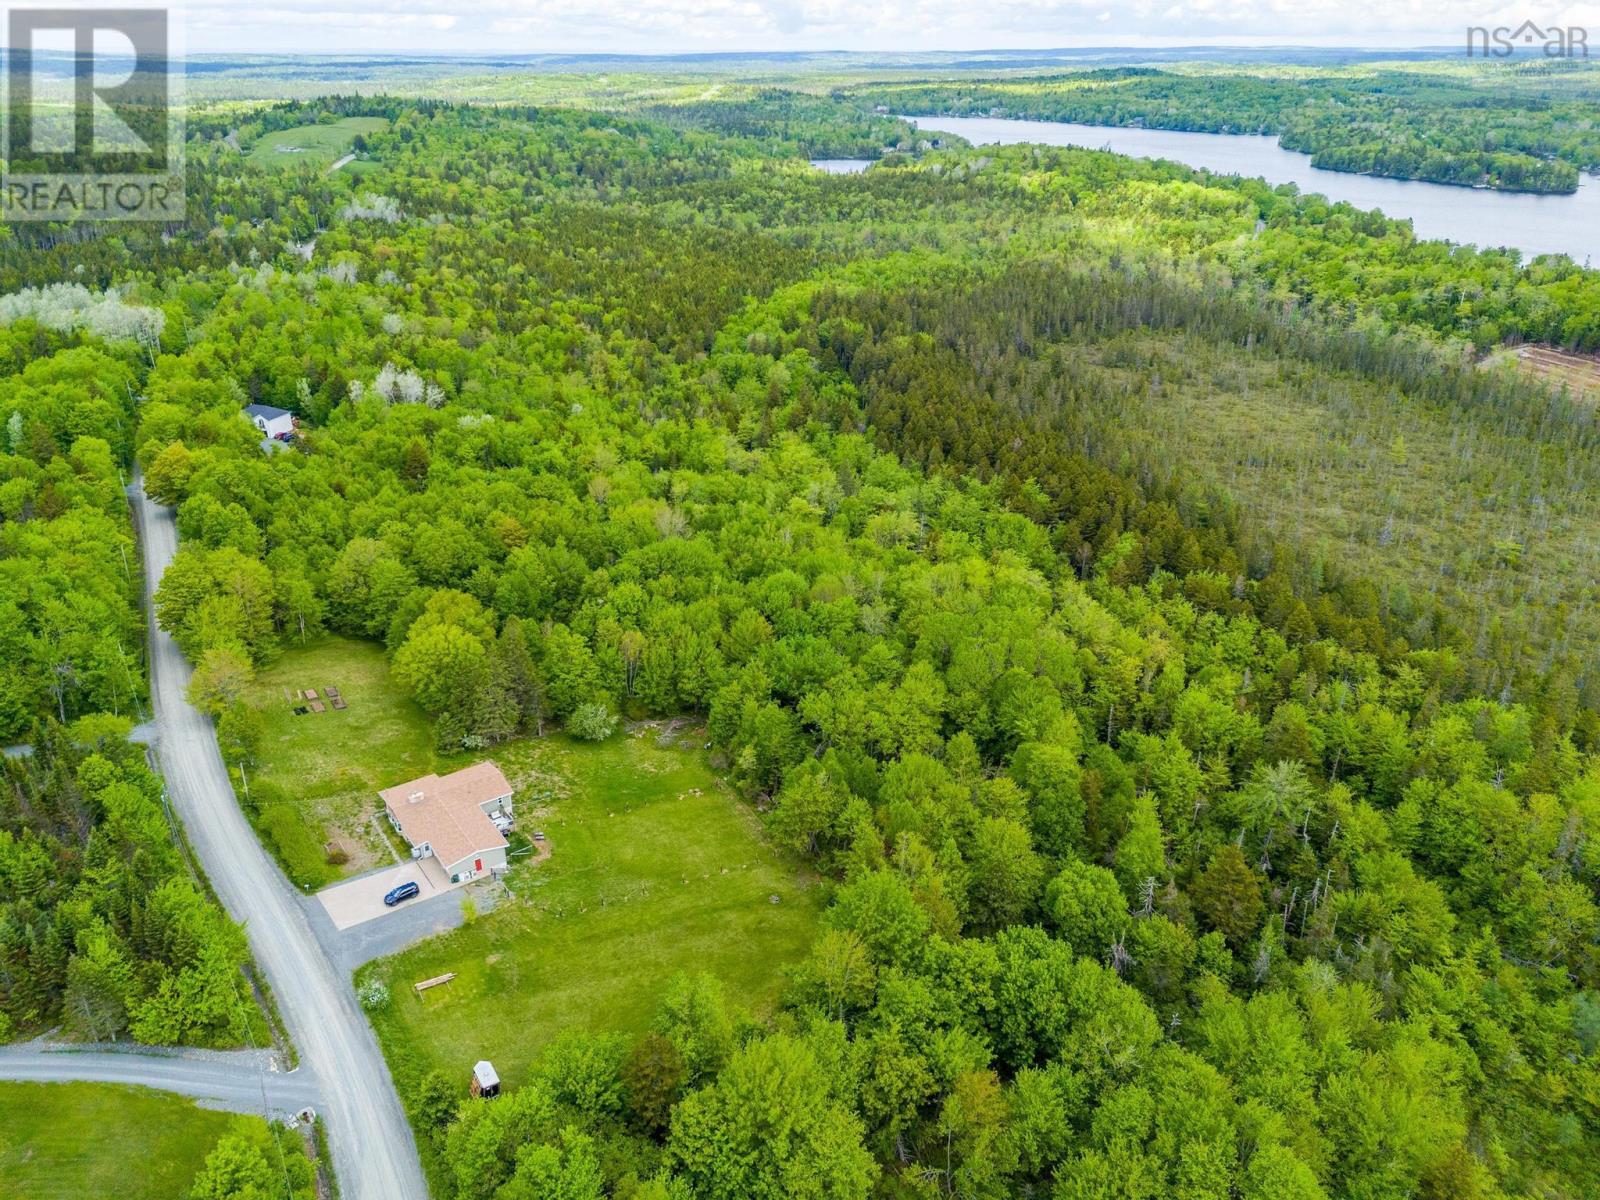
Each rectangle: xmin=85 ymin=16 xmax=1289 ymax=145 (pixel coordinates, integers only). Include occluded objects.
xmin=810 ymin=158 xmax=873 ymax=174
xmin=903 ymin=115 xmax=1600 ymax=266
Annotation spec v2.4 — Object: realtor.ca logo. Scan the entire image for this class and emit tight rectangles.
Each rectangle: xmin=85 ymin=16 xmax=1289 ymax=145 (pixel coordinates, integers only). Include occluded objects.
xmin=2 ymin=4 xmax=184 ymax=221
xmin=1467 ymin=20 xmax=1590 ymax=57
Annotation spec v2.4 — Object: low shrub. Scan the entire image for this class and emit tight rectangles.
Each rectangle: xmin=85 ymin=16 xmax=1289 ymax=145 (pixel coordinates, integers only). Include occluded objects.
xmin=259 ymin=803 xmax=332 ymax=889
xmin=568 ymin=701 xmax=619 ymax=742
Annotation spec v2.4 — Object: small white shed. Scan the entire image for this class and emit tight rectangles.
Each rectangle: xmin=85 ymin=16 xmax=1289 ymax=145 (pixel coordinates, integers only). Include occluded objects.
xmin=471 ymin=1060 xmax=500 ymax=1099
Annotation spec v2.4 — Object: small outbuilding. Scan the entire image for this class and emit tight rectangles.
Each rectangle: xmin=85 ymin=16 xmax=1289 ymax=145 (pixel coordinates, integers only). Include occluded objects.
xmin=244 ymin=403 xmax=295 ymax=439
xmin=471 ymin=1060 xmax=500 ymax=1099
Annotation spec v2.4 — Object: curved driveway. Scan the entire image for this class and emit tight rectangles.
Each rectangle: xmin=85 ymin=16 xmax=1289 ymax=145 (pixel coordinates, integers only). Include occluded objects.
xmin=132 ymin=478 xmax=429 ymax=1200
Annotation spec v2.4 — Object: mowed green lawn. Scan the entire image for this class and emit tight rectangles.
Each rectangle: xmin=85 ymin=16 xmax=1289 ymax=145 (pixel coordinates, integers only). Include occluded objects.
xmin=247 ymin=116 xmax=389 ymax=169
xmin=366 ymin=729 xmax=822 ymax=1095
xmin=244 ymin=636 xmax=436 ymax=885
xmin=0 ymin=1082 xmax=267 ymax=1199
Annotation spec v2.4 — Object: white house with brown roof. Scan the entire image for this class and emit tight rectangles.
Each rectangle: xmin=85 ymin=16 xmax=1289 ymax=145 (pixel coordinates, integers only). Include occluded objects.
xmin=380 ymin=762 xmax=513 ymax=882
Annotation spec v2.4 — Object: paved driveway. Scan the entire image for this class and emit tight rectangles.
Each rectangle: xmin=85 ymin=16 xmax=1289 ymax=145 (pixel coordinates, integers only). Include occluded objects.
xmin=316 ymin=856 xmax=457 ymax=931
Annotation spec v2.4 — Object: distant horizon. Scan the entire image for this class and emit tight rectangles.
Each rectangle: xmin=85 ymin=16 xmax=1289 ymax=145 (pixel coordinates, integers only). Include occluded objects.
xmin=183 ymin=43 xmax=1467 ymax=59
xmin=0 ymin=41 xmax=1480 ymax=60
xmin=0 ymin=1 xmax=1555 ymax=58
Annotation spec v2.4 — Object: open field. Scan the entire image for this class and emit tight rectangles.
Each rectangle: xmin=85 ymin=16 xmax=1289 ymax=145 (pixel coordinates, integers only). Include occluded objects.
xmin=0 ymin=1082 xmax=271 ymax=1199
xmin=246 ymin=116 xmax=390 ymax=169
xmin=243 ymin=636 xmax=435 ymax=887
xmin=1497 ymin=344 xmax=1600 ymax=402
xmin=364 ymin=726 xmax=821 ymax=1103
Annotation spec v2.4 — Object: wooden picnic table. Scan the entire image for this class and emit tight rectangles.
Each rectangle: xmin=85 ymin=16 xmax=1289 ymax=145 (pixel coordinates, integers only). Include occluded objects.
xmin=305 ymin=688 xmax=319 ymax=701
xmin=309 ymin=700 xmax=325 ymax=713
xmin=331 ymin=697 xmax=347 ymax=710
xmin=325 ymin=685 xmax=341 ymax=698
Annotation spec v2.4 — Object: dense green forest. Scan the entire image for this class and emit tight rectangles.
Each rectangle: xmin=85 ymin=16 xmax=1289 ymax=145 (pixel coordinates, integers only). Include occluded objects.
xmin=849 ymin=62 xmax=1600 ymax=193
xmin=638 ymin=88 xmax=912 ymax=159
xmin=0 ymin=299 xmax=254 ymax=1049
xmin=4 ymin=88 xmax=1600 ymax=1198
xmin=0 ymin=722 xmax=257 ymax=1044
xmin=0 ymin=317 xmax=149 ymax=738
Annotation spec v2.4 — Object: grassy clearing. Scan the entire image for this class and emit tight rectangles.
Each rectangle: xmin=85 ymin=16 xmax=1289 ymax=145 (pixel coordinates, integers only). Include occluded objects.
xmin=243 ymin=635 xmax=820 ymax=1132
xmin=0 ymin=1082 xmax=266 ymax=1199
xmin=247 ymin=116 xmax=389 ymax=169
xmin=365 ymin=727 xmax=821 ymax=1097
xmin=1494 ymin=344 xmax=1600 ymax=402
xmin=243 ymin=636 xmax=434 ymax=887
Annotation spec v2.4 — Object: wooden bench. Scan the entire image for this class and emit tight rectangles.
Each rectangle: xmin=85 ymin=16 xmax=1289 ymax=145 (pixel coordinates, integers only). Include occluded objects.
xmin=414 ymin=972 xmax=456 ymax=995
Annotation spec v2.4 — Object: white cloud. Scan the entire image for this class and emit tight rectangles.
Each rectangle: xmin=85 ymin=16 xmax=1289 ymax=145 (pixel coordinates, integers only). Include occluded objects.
xmin=175 ymin=0 xmax=1595 ymax=54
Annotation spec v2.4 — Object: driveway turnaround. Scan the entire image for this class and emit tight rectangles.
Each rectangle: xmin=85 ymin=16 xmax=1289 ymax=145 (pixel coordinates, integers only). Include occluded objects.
xmin=306 ymin=876 xmax=491 ymax=977
xmin=317 ymin=858 xmax=459 ymax=931
xmin=0 ymin=1044 xmax=321 ymax=1117
xmin=133 ymin=478 xmax=429 ymax=1200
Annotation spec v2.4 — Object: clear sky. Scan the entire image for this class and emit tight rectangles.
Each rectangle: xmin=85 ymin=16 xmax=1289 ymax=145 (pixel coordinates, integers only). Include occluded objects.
xmin=164 ymin=1 xmax=1600 ymax=56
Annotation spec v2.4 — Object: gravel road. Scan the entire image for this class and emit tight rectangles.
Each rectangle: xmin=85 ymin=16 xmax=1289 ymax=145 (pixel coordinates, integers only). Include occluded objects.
xmin=132 ymin=477 xmax=429 ymax=1200
xmin=0 ymin=1044 xmax=321 ymax=1116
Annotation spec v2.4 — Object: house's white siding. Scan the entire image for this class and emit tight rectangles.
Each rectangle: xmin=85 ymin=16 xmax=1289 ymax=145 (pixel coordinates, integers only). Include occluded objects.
xmin=252 ymin=411 xmax=294 ymax=438
xmin=477 ymin=790 xmax=513 ymax=820
xmin=443 ymin=844 xmax=507 ymax=881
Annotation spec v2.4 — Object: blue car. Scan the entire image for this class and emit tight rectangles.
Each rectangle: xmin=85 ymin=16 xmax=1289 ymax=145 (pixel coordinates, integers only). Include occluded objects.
xmin=383 ymin=881 xmax=420 ymax=907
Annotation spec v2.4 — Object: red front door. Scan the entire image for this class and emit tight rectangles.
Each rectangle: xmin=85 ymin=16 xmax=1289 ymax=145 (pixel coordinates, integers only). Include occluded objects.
xmin=475 ymin=858 xmax=482 ymax=872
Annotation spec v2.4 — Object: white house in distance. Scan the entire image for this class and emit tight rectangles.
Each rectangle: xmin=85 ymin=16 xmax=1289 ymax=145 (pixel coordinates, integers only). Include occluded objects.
xmin=243 ymin=403 xmax=295 ymax=439
xmin=380 ymin=762 xmax=512 ymax=882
